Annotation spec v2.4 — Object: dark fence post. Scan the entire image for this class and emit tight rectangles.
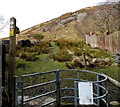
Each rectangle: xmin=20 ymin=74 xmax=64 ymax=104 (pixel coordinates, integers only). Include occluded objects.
xmin=2 ymin=44 xmax=6 ymax=106
xmin=8 ymin=17 xmax=16 ymax=107
xmin=2 ymin=44 xmax=5 ymax=88
xmin=0 ymin=40 xmax=2 ymax=107
xmin=14 ymin=76 xmax=18 ymax=107
xmin=55 ymin=70 xmax=61 ymax=107
xmin=21 ymin=76 xmax=24 ymax=107
xmin=97 ymin=74 xmax=103 ymax=107
xmin=74 ymin=81 xmax=78 ymax=107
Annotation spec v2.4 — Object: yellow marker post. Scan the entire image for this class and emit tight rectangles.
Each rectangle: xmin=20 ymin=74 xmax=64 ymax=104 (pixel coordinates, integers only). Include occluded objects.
xmin=8 ymin=17 xmax=16 ymax=107
xmin=10 ymin=29 xmax=14 ymax=36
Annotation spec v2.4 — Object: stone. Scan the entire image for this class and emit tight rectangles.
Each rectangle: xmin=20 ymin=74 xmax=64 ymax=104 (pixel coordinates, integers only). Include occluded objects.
xmin=17 ymin=96 xmax=29 ymax=104
xmin=67 ymin=50 xmax=74 ymax=55
xmin=110 ymin=101 xmax=120 ymax=106
xmin=44 ymin=98 xmax=55 ymax=104
xmin=77 ymin=12 xmax=87 ymax=21
xmin=104 ymin=58 xmax=110 ymax=62
xmin=18 ymin=39 xmax=32 ymax=47
xmin=91 ymin=58 xmax=102 ymax=64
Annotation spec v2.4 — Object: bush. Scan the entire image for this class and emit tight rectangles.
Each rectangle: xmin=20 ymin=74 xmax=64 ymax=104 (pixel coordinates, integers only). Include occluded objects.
xmin=51 ymin=50 xmax=72 ymax=62
xmin=16 ymin=42 xmax=50 ymax=58
xmin=20 ymin=52 xmax=38 ymax=61
xmin=16 ymin=58 xmax=26 ymax=69
xmin=74 ymin=48 xmax=82 ymax=56
xmin=34 ymin=42 xmax=50 ymax=54
xmin=84 ymin=49 xmax=112 ymax=59
xmin=33 ymin=34 xmax=44 ymax=42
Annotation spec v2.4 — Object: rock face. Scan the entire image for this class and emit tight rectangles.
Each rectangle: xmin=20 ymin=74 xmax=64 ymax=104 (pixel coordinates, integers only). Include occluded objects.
xmin=85 ymin=32 xmax=119 ymax=53
xmin=85 ymin=33 xmax=98 ymax=48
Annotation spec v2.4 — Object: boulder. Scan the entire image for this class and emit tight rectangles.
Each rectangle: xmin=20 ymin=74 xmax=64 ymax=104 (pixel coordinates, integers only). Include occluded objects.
xmin=90 ymin=58 xmax=106 ymax=68
xmin=18 ymin=39 xmax=32 ymax=47
xmin=104 ymin=58 xmax=110 ymax=62
xmin=110 ymin=101 xmax=120 ymax=106
xmin=72 ymin=56 xmax=90 ymax=68
xmin=91 ymin=58 xmax=102 ymax=64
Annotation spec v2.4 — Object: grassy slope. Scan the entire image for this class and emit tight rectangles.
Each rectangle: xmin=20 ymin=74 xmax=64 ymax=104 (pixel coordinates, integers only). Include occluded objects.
xmin=15 ymin=57 xmax=67 ymax=76
xmin=14 ymin=57 xmax=119 ymax=103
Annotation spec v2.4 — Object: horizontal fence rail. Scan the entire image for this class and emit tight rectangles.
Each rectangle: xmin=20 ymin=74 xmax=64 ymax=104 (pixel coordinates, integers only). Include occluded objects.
xmin=14 ymin=69 xmax=108 ymax=107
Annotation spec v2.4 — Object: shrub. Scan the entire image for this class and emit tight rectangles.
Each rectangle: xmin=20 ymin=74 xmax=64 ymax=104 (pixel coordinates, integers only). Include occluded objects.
xmin=16 ymin=58 xmax=26 ymax=69
xmin=84 ymin=49 xmax=112 ymax=59
xmin=20 ymin=52 xmax=38 ymax=61
xmin=35 ymin=42 xmax=50 ymax=54
xmin=33 ymin=34 xmax=44 ymax=42
xmin=74 ymin=48 xmax=82 ymax=56
xmin=51 ymin=50 xmax=72 ymax=62
xmin=25 ymin=54 xmax=38 ymax=61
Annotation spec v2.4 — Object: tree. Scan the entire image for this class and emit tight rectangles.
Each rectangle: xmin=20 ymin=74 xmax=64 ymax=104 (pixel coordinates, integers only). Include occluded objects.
xmin=0 ymin=15 xmax=10 ymax=37
xmin=33 ymin=34 xmax=44 ymax=42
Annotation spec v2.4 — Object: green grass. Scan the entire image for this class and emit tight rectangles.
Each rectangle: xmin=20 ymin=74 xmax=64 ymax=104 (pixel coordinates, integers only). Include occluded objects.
xmin=15 ymin=57 xmax=67 ymax=76
xmin=91 ymin=66 xmax=119 ymax=81
xmin=15 ymin=55 xmax=119 ymax=80
xmin=15 ymin=56 xmax=119 ymax=88
xmin=36 ymin=54 xmax=49 ymax=59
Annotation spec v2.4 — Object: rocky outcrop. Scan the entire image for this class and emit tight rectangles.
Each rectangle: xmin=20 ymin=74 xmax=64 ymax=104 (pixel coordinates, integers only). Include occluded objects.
xmin=85 ymin=32 xmax=120 ymax=53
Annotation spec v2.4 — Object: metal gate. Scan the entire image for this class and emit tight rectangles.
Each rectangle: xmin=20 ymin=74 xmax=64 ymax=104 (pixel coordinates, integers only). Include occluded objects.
xmin=14 ymin=69 xmax=108 ymax=107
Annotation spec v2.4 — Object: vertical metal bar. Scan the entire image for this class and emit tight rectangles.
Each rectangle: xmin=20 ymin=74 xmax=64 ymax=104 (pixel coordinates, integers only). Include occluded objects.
xmin=77 ymin=71 xmax=79 ymax=80
xmin=21 ymin=76 xmax=24 ymax=107
xmin=97 ymin=74 xmax=100 ymax=107
xmin=97 ymin=74 xmax=103 ymax=107
xmin=74 ymin=81 xmax=78 ymax=107
xmin=104 ymin=79 xmax=108 ymax=107
xmin=55 ymin=70 xmax=61 ymax=107
xmin=14 ymin=76 xmax=18 ymax=107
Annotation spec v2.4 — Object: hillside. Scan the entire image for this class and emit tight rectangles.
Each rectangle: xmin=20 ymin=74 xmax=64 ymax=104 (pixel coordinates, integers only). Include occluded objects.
xmin=18 ymin=3 xmax=120 ymax=52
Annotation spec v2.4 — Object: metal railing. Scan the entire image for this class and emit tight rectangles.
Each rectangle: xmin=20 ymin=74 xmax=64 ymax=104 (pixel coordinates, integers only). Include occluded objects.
xmin=14 ymin=69 xmax=108 ymax=107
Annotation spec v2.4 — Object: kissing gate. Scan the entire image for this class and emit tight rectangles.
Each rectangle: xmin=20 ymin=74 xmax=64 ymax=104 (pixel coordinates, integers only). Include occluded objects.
xmin=14 ymin=69 xmax=108 ymax=107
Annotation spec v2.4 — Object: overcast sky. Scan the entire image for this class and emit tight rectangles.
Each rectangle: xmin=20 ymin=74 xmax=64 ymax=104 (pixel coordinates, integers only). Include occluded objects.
xmin=0 ymin=0 xmax=104 ymax=38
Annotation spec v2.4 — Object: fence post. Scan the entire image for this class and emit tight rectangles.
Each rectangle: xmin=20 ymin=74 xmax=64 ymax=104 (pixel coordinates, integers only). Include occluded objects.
xmin=74 ymin=81 xmax=78 ymax=107
xmin=97 ymin=74 xmax=103 ymax=107
xmin=2 ymin=44 xmax=6 ymax=106
xmin=0 ymin=40 xmax=2 ymax=107
xmin=8 ymin=17 xmax=16 ymax=107
xmin=21 ymin=76 xmax=24 ymax=107
xmin=2 ymin=44 xmax=5 ymax=88
xmin=14 ymin=76 xmax=18 ymax=107
xmin=55 ymin=70 xmax=61 ymax=107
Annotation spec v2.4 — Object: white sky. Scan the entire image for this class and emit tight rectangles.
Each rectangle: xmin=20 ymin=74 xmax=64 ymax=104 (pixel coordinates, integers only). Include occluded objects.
xmin=0 ymin=0 xmax=104 ymax=38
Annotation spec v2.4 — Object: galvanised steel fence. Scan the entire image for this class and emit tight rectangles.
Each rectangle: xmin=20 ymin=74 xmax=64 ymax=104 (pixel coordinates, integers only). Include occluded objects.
xmin=14 ymin=69 xmax=108 ymax=107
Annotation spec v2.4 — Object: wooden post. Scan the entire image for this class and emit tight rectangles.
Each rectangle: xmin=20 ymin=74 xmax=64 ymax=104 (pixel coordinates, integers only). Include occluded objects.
xmin=118 ymin=2 xmax=120 ymax=54
xmin=0 ymin=40 xmax=2 ymax=107
xmin=8 ymin=17 xmax=16 ymax=107
xmin=2 ymin=44 xmax=5 ymax=88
